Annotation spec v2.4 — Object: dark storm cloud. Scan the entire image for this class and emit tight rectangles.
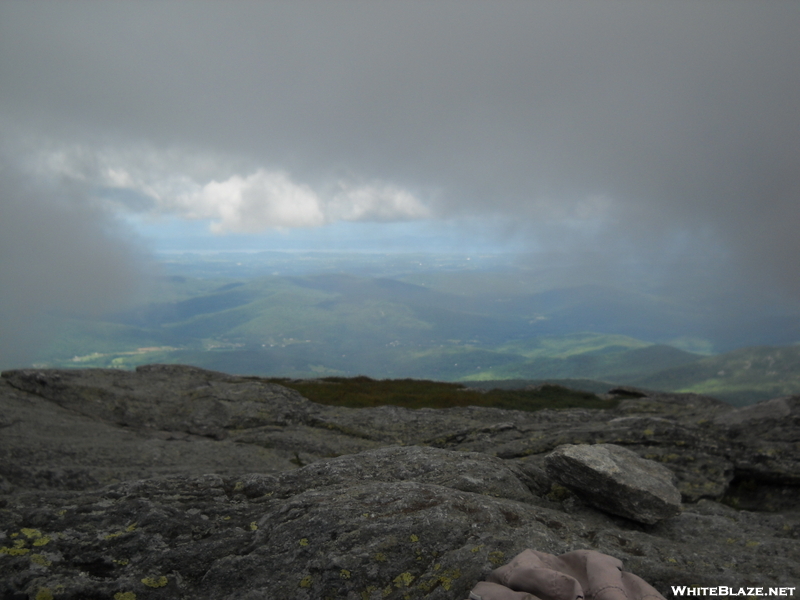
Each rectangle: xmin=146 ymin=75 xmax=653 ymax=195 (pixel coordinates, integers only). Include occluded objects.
xmin=0 ymin=2 xmax=798 ymax=296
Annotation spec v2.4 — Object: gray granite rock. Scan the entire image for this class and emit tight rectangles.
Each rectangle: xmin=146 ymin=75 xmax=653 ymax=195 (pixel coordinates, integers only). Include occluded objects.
xmin=544 ymin=443 xmax=682 ymax=524
xmin=3 ymin=364 xmax=799 ymax=505
xmin=1 ymin=449 xmax=798 ymax=600
xmin=1 ymin=364 xmax=799 ymax=599
xmin=714 ymin=395 xmax=800 ymax=497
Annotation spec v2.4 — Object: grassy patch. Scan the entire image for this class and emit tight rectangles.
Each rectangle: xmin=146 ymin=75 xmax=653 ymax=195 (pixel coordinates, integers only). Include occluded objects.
xmin=266 ymin=376 xmax=617 ymax=412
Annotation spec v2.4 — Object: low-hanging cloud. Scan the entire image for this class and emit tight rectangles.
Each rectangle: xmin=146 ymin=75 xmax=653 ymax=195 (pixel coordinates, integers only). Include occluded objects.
xmin=155 ymin=169 xmax=430 ymax=233
xmin=0 ymin=1 xmax=798 ymax=301
xmin=177 ymin=170 xmax=326 ymax=233
xmin=0 ymin=162 xmax=149 ymax=367
xmin=328 ymin=182 xmax=430 ymax=223
xmin=25 ymin=143 xmax=432 ymax=233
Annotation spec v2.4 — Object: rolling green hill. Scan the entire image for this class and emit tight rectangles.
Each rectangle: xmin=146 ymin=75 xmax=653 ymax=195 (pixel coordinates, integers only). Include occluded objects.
xmin=629 ymin=345 xmax=800 ymax=405
xmin=22 ymin=260 xmax=800 ymax=406
xmin=462 ymin=342 xmax=704 ymax=383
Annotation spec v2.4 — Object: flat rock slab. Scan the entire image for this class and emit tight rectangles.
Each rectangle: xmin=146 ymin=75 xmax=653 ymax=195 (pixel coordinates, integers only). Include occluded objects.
xmin=239 ymin=445 xmax=536 ymax=504
xmin=545 ymin=443 xmax=682 ymax=524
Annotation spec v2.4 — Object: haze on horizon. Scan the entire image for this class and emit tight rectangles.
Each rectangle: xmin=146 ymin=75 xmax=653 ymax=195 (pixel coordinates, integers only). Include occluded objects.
xmin=1 ymin=1 xmax=799 ymax=366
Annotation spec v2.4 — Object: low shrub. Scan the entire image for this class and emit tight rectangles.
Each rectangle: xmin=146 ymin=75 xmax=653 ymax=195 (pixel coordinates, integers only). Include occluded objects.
xmin=266 ymin=376 xmax=617 ymax=412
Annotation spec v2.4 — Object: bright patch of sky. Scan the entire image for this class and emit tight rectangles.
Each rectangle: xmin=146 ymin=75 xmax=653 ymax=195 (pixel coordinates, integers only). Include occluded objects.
xmin=124 ymin=213 xmax=528 ymax=255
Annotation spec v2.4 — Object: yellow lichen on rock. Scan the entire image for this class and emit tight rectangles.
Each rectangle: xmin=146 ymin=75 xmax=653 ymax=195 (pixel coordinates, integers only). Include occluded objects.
xmin=21 ymin=528 xmax=43 ymax=539
xmin=114 ymin=593 xmax=137 ymax=600
xmin=106 ymin=524 xmax=136 ymax=540
xmin=30 ymin=553 xmax=52 ymax=566
xmin=437 ymin=568 xmax=462 ymax=591
xmin=141 ymin=575 xmax=168 ymax=588
xmin=393 ymin=571 xmax=415 ymax=587
xmin=0 ymin=545 xmax=30 ymax=556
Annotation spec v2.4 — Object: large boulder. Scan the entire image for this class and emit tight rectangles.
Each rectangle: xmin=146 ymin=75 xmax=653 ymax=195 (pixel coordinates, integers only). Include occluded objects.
xmin=544 ymin=444 xmax=682 ymax=524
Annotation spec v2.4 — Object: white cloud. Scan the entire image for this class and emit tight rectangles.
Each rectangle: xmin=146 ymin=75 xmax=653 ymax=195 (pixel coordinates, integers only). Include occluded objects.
xmin=104 ymin=167 xmax=134 ymax=188
xmin=161 ymin=170 xmax=431 ymax=233
xmin=328 ymin=182 xmax=430 ymax=222
xmin=26 ymin=143 xmax=432 ymax=233
xmin=175 ymin=170 xmax=326 ymax=233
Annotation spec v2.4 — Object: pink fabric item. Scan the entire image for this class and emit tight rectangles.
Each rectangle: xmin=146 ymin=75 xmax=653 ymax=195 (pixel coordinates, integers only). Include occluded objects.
xmin=469 ymin=582 xmax=541 ymax=600
xmin=465 ymin=549 xmax=665 ymax=600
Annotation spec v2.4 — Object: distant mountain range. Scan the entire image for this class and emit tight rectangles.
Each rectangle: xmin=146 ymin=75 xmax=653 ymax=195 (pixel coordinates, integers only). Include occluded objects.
xmin=25 ymin=258 xmax=800 ymax=407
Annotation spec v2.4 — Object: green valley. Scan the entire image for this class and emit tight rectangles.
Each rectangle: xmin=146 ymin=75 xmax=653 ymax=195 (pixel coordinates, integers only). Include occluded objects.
xmin=21 ymin=252 xmax=800 ymax=406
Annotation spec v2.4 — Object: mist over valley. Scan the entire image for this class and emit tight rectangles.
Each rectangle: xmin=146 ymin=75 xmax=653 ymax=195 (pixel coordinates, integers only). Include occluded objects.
xmin=21 ymin=251 xmax=800 ymax=407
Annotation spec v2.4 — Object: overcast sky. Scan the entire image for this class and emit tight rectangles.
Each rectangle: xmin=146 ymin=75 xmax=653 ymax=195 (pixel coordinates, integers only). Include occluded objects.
xmin=1 ymin=1 xmax=799 ymax=363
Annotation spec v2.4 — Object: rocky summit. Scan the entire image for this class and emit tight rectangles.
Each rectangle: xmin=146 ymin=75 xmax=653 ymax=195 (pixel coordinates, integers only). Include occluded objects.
xmin=1 ymin=364 xmax=799 ymax=600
